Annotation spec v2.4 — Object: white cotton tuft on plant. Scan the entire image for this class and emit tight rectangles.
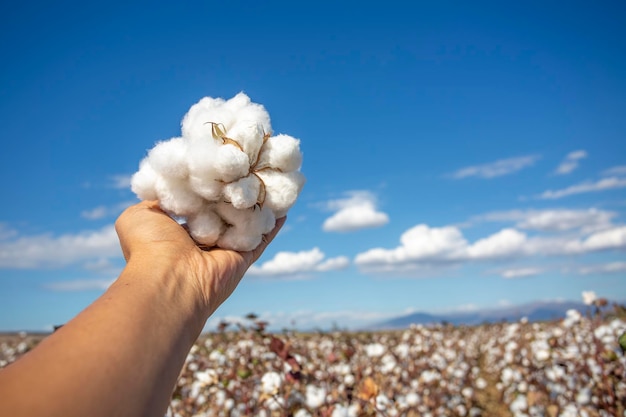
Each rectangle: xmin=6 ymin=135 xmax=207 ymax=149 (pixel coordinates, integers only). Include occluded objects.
xmin=130 ymin=92 xmax=305 ymax=251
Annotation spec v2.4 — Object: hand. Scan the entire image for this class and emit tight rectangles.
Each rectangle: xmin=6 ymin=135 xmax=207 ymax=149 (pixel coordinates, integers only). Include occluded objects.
xmin=114 ymin=200 xmax=285 ymax=317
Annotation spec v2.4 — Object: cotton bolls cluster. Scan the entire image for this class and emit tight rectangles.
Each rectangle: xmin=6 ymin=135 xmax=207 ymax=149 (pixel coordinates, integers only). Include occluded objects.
xmin=131 ymin=93 xmax=305 ymax=251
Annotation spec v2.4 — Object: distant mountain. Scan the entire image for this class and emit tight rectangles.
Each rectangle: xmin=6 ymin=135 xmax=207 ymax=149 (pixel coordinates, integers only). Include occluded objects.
xmin=373 ymin=300 xmax=601 ymax=330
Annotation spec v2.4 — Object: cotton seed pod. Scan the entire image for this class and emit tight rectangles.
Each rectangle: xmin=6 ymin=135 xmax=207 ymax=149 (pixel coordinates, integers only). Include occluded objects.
xmin=256 ymin=169 xmax=306 ymax=218
xmin=215 ymin=202 xmax=276 ymax=251
xmin=223 ymin=175 xmax=262 ymax=210
xmin=187 ymin=136 xmax=250 ymax=183
xmin=256 ymin=134 xmax=302 ymax=172
xmin=226 ymin=121 xmax=265 ymax=165
xmin=223 ymin=92 xmax=271 ymax=134
xmin=131 ymin=92 xmax=305 ymax=251
xmin=181 ymin=97 xmax=233 ymax=141
xmin=187 ymin=208 xmax=225 ymax=247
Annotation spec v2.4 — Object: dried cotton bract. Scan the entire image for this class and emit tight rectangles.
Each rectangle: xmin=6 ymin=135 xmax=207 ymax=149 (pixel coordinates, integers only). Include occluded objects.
xmin=131 ymin=93 xmax=305 ymax=251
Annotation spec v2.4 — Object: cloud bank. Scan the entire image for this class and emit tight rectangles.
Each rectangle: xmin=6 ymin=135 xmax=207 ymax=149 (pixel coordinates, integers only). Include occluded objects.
xmin=0 ymin=225 xmax=121 ymax=269
xmin=355 ymin=210 xmax=626 ymax=274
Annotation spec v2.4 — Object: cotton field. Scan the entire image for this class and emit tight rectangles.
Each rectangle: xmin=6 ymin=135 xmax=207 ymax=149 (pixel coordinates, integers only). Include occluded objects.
xmin=2 ymin=307 xmax=625 ymax=417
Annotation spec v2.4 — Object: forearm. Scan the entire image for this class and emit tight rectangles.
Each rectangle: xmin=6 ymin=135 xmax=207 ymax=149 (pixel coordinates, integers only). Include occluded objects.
xmin=0 ymin=258 xmax=209 ymax=417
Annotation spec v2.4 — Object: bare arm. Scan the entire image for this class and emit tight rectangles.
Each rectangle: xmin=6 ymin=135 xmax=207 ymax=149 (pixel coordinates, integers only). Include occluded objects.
xmin=0 ymin=200 xmax=284 ymax=417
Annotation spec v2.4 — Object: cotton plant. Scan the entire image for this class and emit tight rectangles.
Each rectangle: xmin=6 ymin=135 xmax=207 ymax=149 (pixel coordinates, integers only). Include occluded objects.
xmin=131 ymin=92 xmax=305 ymax=251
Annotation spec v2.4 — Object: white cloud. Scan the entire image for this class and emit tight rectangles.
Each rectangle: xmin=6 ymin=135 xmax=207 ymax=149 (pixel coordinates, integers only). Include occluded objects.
xmin=602 ymin=165 xmax=626 ymax=176
xmin=355 ymin=221 xmax=626 ymax=274
xmin=539 ymin=177 xmax=626 ymax=199
xmin=322 ymin=191 xmax=389 ymax=232
xmin=578 ymin=262 xmax=626 ymax=275
xmin=449 ymin=155 xmax=541 ymax=179
xmin=81 ymin=201 xmax=135 ymax=220
xmin=477 ymin=208 xmax=616 ymax=233
xmin=44 ymin=278 xmax=114 ymax=291
xmin=110 ymin=174 xmax=132 ymax=189
xmin=500 ymin=267 xmax=542 ymax=279
xmin=354 ymin=225 xmax=467 ymax=268
xmin=555 ymin=150 xmax=587 ymax=175
xmin=316 ymin=256 xmax=350 ymax=272
xmin=582 ymin=226 xmax=626 ymax=251
xmin=248 ymin=248 xmax=349 ymax=277
xmin=466 ymin=229 xmax=527 ymax=259
xmin=0 ymin=225 xmax=121 ymax=269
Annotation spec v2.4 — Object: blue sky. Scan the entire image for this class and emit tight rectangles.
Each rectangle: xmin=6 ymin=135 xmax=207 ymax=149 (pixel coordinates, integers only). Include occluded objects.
xmin=1 ymin=0 xmax=625 ymax=331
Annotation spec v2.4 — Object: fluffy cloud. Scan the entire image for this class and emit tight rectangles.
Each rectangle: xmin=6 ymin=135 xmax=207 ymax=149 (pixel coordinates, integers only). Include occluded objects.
xmin=555 ymin=150 xmax=587 ymax=175
xmin=322 ymin=191 xmax=389 ymax=232
xmin=0 ymin=225 xmax=121 ymax=269
xmin=248 ymin=247 xmax=349 ymax=277
xmin=465 ymin=229 xmax=527 ymax=259
xmin=539 ymin=177 xmax=626 ymax=199
xmin=449 ymin=155 xmax=541 ymax=179
xmin=354 ymin=225 xmax=467 ymax=268
xmin=355 ymin=222 xmax=626 ymax=274
xmin=581 ymin=226 xmax=626 ymax=251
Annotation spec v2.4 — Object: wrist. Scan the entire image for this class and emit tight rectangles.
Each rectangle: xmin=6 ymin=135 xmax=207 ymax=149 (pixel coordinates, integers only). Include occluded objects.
xmin=115 ymin=253 xmax=211 ymax=341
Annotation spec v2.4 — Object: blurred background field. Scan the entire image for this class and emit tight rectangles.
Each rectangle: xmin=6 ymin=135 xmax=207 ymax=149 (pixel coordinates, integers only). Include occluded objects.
xmin=3 ymin=301 xmax=625 ymax=417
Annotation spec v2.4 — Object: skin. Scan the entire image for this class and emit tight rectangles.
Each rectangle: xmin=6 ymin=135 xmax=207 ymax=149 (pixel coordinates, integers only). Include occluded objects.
xmin=0 ymin=200 xmax=285 ymax=417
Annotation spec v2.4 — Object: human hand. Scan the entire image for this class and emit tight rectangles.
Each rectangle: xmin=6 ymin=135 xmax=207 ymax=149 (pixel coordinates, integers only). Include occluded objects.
xmin=115 ymin=200 xmax=285 ymax=317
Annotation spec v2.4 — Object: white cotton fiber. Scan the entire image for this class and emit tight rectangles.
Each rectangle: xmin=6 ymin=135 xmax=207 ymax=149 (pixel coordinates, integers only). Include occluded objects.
xmin=130 ymin=92 xmax=306 ymax=251
xmin=255 ymin=170 xmax=306 ymax=218
xmin=223 ymin=175 xmax=261 ymax=210
xmin=155 ymin=176 xmax=204 ymax=216
xmin=212 ymin=145 xmax=251 ymax=183
xmin=216 ymin=202 xmax=276 ymax=251
xmin=187 ymin=208 xmax=224 ymax=246
xmin=227 ymin=122 xmax=265 ymax=164
xmin=131 ymin=160 xmax=159 ymax=201
xmin=188 ymin=175 xmax=223 ymax=201
xmin=256 ymin=134 xmax=302 ymax=172
xmin=148 ymin=138 xmax=188 ymax=179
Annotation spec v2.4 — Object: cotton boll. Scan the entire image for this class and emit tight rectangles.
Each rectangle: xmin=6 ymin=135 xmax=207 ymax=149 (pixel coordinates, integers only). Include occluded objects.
xmin=216 ymin=202 xmax=276 ymax=251
xmin=188 ymin=174 xmax=223 ymax=201
xmin=131 ymin=159 xmax=159 ymax=201
xmin=256 ymin=170 xmax=306 ymax=217
xmin=223 ymin=175 xmax=261 ymax=209
xmin=212 ymin=145 xmax=251 ymax=183
xmin=225 ymin=93 xmax=271 ymax=135
xmin=181 ymin=97 xmax=235 ymax=141
xmin=256 ymin=134 xmax=303 ymax=172
xmin=187 ymin=208 xmax=224 ymax=246
xmin=227 ymin=122 xmax=265 ymax=164
xmin=187 ymin=136 xmax=249 ymax=183
xmin=155 ymin=176 xmax=204 ymax=216
xmin=147 ymin=137 xmax=188 ymax=179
